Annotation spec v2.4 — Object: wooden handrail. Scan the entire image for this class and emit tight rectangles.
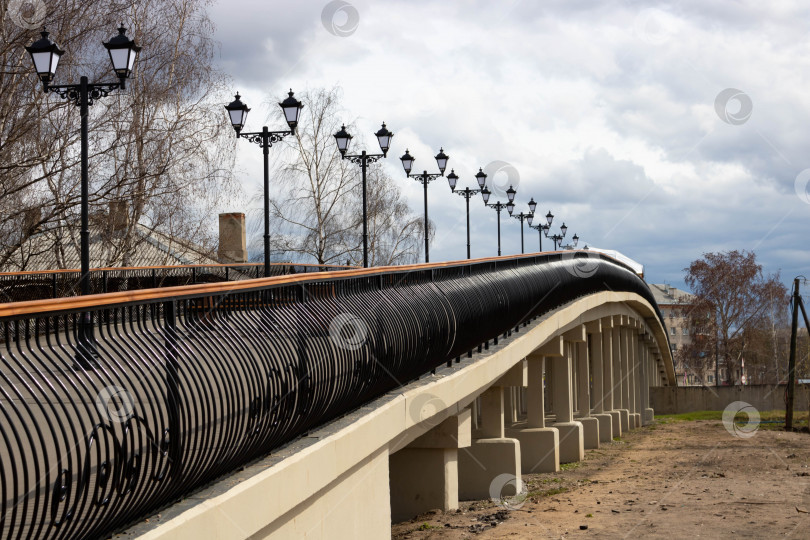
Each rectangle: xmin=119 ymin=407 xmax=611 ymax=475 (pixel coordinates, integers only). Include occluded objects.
xmin=0 ymin=261 xmax=358 ymax=278
xmin=0 ymin=250 xmax=622 ymax=318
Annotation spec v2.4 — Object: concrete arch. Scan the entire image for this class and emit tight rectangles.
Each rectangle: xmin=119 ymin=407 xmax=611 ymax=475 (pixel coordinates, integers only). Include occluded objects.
xmin=134 ymin=291 xmax=673 ymax=540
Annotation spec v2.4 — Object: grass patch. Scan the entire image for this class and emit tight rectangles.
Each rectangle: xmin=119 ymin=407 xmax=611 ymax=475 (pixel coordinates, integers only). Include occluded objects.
xmin=417 ymin=523 xmax=438 ymax=531
xmin=560 ymin=462 xmax=582 ymax=471
xmin=586 ymin=513 xmax=593 ymax=518
xmin=655 ymin=411 xmax=724 ymax=422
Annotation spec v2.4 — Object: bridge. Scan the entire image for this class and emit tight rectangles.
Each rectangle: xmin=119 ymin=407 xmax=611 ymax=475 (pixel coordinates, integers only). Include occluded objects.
xmin=0 ymin=251 xmax=674 ymax=539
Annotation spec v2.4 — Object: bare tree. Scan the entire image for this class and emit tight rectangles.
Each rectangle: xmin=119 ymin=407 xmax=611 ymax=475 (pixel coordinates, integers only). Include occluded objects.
xmin=681 ymin=250 xmax=790 ymax=385
xmin=0 ymin=0 xmax=237 ymax=270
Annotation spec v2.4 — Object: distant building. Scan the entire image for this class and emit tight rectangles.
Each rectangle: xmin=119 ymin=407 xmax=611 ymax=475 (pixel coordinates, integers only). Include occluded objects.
xmin=648 ymin=283 xmax=712 ymax=386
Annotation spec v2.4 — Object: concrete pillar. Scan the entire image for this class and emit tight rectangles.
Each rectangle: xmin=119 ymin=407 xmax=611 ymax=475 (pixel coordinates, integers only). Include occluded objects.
xmin=587 ymin=321 xmax=613 ymax=443
xmin=602 ymin=317 xmax=621 ymax=438
xmin=553 ymin=337 xmax=584 ymax=464
xmin=459 ymin=386 xmax=521 ymax=500
xmin=629 ymin=325 xmax=642 ymax=429
xmin=390 ymin=410 xmax=471 ymax=522
xmin=510 ymin=347 xmax=560 ymax=473
xmin=613 ymin=323 xmax=630 ymax=433
xmin=575 ymin=338 xmax=599 ymax=449
xmin=642 ymin=339 xmax=654 ymax=424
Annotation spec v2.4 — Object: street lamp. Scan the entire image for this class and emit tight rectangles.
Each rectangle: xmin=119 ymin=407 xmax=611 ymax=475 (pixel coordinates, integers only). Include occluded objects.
xmin=511 ymin=197 xmax=537 ymax=254
xmin=226 ymin=90 xmax=303 ymax=276
xmin=482 ymin=184 xmax=516 ymax=256
xmin=401 ymin=147 xmax=448 ymax=263
xmin=334 ymin=122 xmax=393 ymax=267
xmin=26 ymin=25 xmax=140 ymax=367
xmin=449 ymin=167 xmax=486 ymax=259
xmin=26 ymin=26 xmax=140 ymax=295
xmin=527 ymin=207 xmax=552 ymax=251
xmin=548 ymin=221 xmax=568 ymax=250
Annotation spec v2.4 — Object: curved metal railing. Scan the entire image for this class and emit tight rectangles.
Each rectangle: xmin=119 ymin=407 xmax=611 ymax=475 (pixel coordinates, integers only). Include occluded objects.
xmin=0 ymin=251 xmax=666 ymax=538
xmin=0 ymin=262 xmax=356 ymax=302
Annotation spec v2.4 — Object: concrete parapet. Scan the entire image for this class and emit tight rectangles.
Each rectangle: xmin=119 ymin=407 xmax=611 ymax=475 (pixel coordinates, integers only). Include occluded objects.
xmin=553 ymin=421 xmax=584 ymax=463
xmin=458 ymin=438 xmax=522 ymax=500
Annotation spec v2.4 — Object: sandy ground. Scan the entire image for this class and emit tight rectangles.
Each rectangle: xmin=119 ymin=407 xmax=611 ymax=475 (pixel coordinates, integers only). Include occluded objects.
xmin=392 ymin=418 xmax=810 ymax=539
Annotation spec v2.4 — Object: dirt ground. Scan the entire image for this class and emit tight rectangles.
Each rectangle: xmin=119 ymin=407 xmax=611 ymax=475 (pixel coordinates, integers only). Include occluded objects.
xmin=391 ymin=418 xmax=810 ymax=539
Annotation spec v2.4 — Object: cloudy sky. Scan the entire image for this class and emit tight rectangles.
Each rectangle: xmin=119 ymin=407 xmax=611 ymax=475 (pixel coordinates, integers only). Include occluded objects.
xmin=209 ymin=0 xmax=810 ymax=290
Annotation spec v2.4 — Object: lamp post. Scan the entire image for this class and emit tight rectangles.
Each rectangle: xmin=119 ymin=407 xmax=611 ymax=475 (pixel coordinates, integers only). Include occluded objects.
xmin=225 ymin=90 xmax=303 ymax=276
xmin=26 ymin=26 xmax=140 ymax=367
xmin=334 ymin=122 xmax=393 ymax=267
xmin=400 ymin=147 xmax=449 ymax=263
xmin=26 ymin=26 xmax=140 ymax=296
xmin=511 ymin=198 xmax=537 ymax=254
xmin=548 ymin=222 xmax=568 ymax=250
xmin=448 ymin=167 xmax=486 ymax=259
xmin=528 ymin=209 xmax=554 ymax=251
xmin=481 ymin=184 xmax=516 ymax=256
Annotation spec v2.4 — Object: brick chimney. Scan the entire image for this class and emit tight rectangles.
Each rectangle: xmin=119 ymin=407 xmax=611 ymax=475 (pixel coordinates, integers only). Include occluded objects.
xmin=109 ymin=200 xmax=129 ymax=232
xmin=218 ymin=212 xmax=248 ymax=263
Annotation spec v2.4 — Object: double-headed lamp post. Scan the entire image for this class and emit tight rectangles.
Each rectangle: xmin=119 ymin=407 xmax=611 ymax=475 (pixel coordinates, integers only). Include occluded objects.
xmin=528 ymin=210 xmax=554 ymax=251
xmin=225 ymin=91 xmax=303 ymax=277
xmin=511 ymin=197 xmax=537 ymax=254
xmin=26 ymin=26 xmax=141 ymax=367
xmin=549 ymin=222 xmax=568 ymax=250
xmin=448 ymin=167 xmax=487 ymax=259
xmin=481 ymin=185 xmax=516 ymax=256
xmin=334 ymin=123 xmax=393 ymax=268
xmin=26 ymin=26 xmax=141 ymax=296
xmin=400 ymin=147 xmax=449 ymax=263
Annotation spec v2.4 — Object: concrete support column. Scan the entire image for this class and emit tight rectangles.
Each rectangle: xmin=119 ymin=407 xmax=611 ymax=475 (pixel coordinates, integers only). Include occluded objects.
xmin=575 ymin=338 xmax=599 ymax=449
xmin=511 ymin=345 xmax=560 ymax=473
xmin=459 ymin=386 xmax=521 ymax=500
xmin=642 ymin=339 xmax=654 ymax=424
xmin=553 ymin=338 xmax=584 ymax=463
xmin=613 ymin=323 xmax=630 ymax=433
xmin=587 ymin=321 xmax=613 ymax=443
xmin=602 ymin=317 xmax=621 ymax=438
xmin=390 ymin=410 xmax=471 ymax=522
xmin=629 ymin=326 xmax=642 ymax=429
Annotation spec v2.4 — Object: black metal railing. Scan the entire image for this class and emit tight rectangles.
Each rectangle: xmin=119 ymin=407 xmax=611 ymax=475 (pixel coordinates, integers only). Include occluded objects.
xmin=0 ymin=251 xmax=666 ymax=539
xmin=0 ymin=262 xmax=355 ymax=303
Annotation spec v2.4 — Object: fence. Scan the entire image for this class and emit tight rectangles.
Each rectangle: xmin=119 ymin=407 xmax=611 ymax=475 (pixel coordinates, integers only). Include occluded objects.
xmin=0 ymin=262 xmax=354 ymax=303
xmin=0 ymin=251 xmax=665 ymax=539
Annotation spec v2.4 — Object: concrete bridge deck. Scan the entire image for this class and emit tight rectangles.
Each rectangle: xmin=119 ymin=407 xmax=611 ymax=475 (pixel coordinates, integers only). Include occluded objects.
xmin=123 ymin=289 xmax=673 ymax=539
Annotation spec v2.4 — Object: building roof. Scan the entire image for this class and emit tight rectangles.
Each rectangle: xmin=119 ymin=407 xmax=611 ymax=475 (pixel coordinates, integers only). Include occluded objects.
xmin=2 ymin=222 xmax=219 ymax=272
xmin=648 ymin=283 xmax=695 ymax=306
